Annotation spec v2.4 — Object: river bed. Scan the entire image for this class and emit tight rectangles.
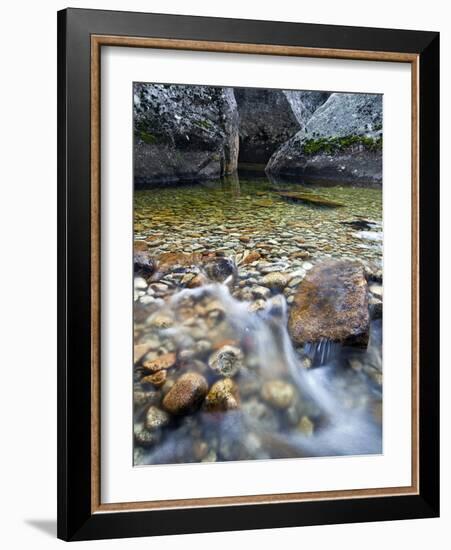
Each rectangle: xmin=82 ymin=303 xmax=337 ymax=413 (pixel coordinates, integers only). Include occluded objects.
xmin=133 ymin=172 xmax=383 ymax=466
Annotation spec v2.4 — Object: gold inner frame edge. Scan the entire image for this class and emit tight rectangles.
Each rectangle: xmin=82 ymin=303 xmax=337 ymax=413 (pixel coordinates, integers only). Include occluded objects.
xmin=90 ymin=35 xmax=420 ymax=514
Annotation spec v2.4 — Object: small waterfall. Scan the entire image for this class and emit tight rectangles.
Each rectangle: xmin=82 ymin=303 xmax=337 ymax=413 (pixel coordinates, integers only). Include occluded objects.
xmin=304 ymin=339 xmax=341 ymax=367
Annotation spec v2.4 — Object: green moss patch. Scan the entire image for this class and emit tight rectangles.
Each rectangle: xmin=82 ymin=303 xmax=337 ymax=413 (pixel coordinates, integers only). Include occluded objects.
xmin=302 ymin=135 xmax=382 ymax=155
xmin=134 ymin=119 xmax=159 ymax=145
xmin=138 ymin=130 xmax=157 ymax=145
xmin=196 ymin=119 xmax=213 ymax=129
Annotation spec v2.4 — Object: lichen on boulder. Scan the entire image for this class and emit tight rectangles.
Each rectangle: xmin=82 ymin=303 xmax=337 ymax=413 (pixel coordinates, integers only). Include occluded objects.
xmin=134 ymin=83 xmax=239 ymax=186
xmin=266 ymin=93 xmax=383 ymax=184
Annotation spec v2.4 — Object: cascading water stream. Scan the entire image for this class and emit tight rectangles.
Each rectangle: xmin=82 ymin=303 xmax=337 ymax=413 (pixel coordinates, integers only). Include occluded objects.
xmin=135 ymin=280 xmax=382 ymax=465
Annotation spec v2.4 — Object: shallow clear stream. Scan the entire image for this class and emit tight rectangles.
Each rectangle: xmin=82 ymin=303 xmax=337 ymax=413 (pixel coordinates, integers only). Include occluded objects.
xmin=133 ymin=171 xmax=383 ymax=466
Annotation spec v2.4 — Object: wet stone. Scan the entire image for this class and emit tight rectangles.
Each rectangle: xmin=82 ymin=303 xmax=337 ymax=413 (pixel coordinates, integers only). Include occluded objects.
xmin=369 ymin=284 xmax=383 ymax=298
xmin=208 ymin=345 xmax=244 ymax=378
xmin=150 ymin=282 xmax=170 ymax=293
xmin=204 ymin=257 xmax=237 ymax=283
xmin=134 ymin=423 xmax=161 ymax=447
xmin=251 ymin=285 xmax=271 ymax=299
xmin=187 ymin=273 xmax=208 ymax=288
xmin=134 ymin=343 xmax=152 ymax=364
xmin=261 ymin=272 xmax=289 ymax=290
xmin=201 ymin=450 xmax=217 ymax=463
xmin=139 ymin=295 xmax=155 ymax=305
xmin=134 ymin=390 xmax=159 ymax=410
xmin=134 ymin=447 xmax=147 ymax=465
xmin=134 ymin=252 xmax=156 ymax=277
xmin=147 ymin=312 xmax=174 ymax=329
xmin=145 ymin=406 xmax=171 ymax=431
xmin=193 ymin=440 xmax=209 ymax=460
xmin=298 ymin=416 xmax=314 ymax=436
xmin=247 ymin=299 xmax=267 ymax=313
xmin=142 ymin=352 xmax=177 ymax=373
xmin=162 ymin=372 xmax=208 ymax=415
xmin=242 ymin=399 xmax=279 ymax=431
xmin=141 ymin=369 xmax=167 ymax=387
xmin=204 ymin=378 xmax=240 ymax=412
xmin=261 ymin=380 xmax=296 ymax=410
xmin=289 ymin=260 xmax=369 ymax=347
xmin=134 ymin=277 xmax=148 ymax=290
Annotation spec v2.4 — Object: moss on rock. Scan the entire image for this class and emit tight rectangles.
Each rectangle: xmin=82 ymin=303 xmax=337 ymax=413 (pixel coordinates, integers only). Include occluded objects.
xmin=302 ymin=135 xmax=382 ymax=156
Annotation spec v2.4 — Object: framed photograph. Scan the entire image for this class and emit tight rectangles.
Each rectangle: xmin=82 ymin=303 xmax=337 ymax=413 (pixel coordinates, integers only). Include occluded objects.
xmin=57 ymin=8 xmax=439 ymax=541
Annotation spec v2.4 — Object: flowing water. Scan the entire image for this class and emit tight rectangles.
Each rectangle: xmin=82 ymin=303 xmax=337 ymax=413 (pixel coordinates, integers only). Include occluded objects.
xmin=133 ymin=171 xmax=383 ymax=466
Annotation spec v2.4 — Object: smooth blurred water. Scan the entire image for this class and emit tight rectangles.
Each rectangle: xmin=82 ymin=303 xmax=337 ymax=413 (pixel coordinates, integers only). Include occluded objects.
xmin=135 ymin=283 xmax=382 ymax=465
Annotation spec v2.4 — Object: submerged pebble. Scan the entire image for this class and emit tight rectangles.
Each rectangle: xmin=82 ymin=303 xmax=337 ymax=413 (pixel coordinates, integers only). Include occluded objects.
xmin=208 ymin=345 xmax=244 ymax=378
xmin=204 ymin=378 xmax=240 ymax=412
xmin=261 ymin=272 xmax=289 ymax=290
xmin=298 ymin=416 xmax=314 ymax=436
xmin=145 ymin=406 xmax=171 ymax=431
xmin=261 ymin=380 xmax=296 ymax=410
xmin=162 ymin=372 xmax=208 ymax=415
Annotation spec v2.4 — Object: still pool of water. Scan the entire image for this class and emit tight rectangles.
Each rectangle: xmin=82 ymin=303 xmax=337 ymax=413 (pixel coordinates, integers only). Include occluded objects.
xmin=134 ymin=172 xmax=382 ymax=266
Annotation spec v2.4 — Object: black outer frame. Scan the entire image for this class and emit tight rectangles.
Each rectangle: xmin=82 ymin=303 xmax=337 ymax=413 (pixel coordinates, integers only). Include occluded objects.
xmin=57 ymin=8 xmax=439 ymax=542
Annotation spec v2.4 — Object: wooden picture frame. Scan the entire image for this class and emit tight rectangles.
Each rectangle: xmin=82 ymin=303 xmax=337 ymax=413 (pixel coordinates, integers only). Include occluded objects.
xmin=57 ymin=7 xmax=439 ymax=541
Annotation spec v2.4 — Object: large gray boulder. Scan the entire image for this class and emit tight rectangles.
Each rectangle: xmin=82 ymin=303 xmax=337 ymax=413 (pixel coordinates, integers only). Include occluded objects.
xmin=266 ymin=93 xmax=383 ymax=184
xmin=235 ymin=89 xmax=329 ymax=164
xmin=283 ymin=90 xmax=330 ymax=127
xmin=134 ymin=83 xmax=239 ymax=186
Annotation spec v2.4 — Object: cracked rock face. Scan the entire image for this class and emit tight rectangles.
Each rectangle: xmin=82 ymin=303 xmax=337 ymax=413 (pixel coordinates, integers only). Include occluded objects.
xmin=302 ymin=93 xmax=382 ymax=139
xmin=234 ymin=88 xmax=300 ymax=164
xmin=283 ymin=90 xmax=330 ymax=127
xmin=134 ymin=83 xmax=239 ymax=186
xmin=234 ymin=88 xmax=329 ymax=164
xmin=266 ymin=93 xmax=383 ymax=184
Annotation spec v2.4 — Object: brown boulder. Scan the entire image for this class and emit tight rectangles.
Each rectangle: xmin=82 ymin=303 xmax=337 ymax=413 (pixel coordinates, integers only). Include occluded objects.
xmin=288 ymin=260 xmax=369 ymax=347
xmin=162 ymin=372 xmax=208 ymax=415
